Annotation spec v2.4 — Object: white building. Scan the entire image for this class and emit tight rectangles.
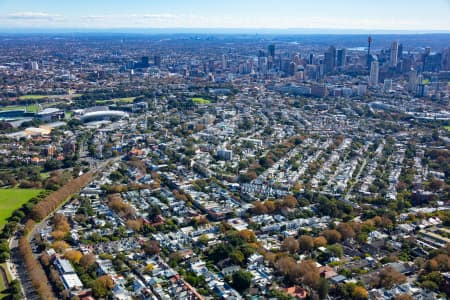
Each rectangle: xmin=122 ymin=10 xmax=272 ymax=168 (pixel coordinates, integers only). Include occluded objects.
xmin=369 ymin=60 xmax=379 ymax=86
xmin=390 ymin=41 xmax=399 ymax=67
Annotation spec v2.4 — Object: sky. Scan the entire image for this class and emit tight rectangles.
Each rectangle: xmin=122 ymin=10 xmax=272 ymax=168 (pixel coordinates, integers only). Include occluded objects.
xmin=0 ymin=0 xmax=449 ymax=32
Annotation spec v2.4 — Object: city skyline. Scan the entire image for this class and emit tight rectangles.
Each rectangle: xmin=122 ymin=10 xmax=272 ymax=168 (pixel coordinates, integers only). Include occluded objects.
xmin=0 ymin=0 xmax=449 ymax=32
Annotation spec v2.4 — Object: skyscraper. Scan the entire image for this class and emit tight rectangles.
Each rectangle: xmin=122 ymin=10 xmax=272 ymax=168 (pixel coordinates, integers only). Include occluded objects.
xmin=324 ymin=46 xmax=336 ymax=74
xmin=337 ymin=48 xmax=347 ymax=67
xmin=390 ymin=41 xmax=399 ymax=67
xmin=154 ymin=55 xmax=161 ymax=68
xmin=222 ymin=54 xmax=227 ymax=70
xmin=397 ymin=43 xmax=403 ymax=61
xmin=141 ymin=56 xmax=150 ymax=68
xmin=268 ymin=44 xmax=275 ymax=58
xmin=369 ymin=60 xmax=379 ymax=86
xmin=408 ymin=69 xmax=417 ymax=92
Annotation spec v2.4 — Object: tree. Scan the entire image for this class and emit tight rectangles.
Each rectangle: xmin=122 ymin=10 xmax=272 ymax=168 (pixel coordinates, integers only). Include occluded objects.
xmin=282 ymin=195 xmax=297 ymax=208
xmin=64 ymin=250 xmax=83 ymax=264
xmin=144 ymin=240 xmax=160 ymax=255
xmin=51 ymin=230 xmax=66 ymax=240
xmin=352 ymin=286 xmax=368 ymax=299
xmin=298 ymin=235 xmax=314 ymax=252
xmin=276 ymin=256 xmax=301 ymax=284
xmin=198 ymin=234 xmax=209 ymax=246
xmin=429 ymin=179 xmax=443 ymax=192
xmin=231 ymin=270 xmax=252 ymax=293
xmin=282 ymin=237 xmax=299 ymax=253
xmin=327 ymin=244 xmax=343 ymax=258
xmin=298 ymin=260 xmax=320 ymax=289
xmin=126 ymin=219 xmax=143 ymax=231
xmin=378 ymin=266 xmax=406 ymax=288
xmin=230 ymin=249 xmax=245 ymax=265
xmin=239 ymin=230 xmax=256 ymax=243
xmin=317 ymin=277 xmax=329 ymax=300
xmin=52 ymin=241 xmax=69 ymax=253
xmin=53 ymin=213 xmax=70 ymax=233
xmin=314 ymin=236 xmax=327 ymax=248
xmin=395 ymin=295 xmax=413 ymax=300
xmin=321 ymin=229 xmax=341 ymax=244
xmin=90 ymin=275 xmax=113 ymax=298
xmin=252 ymin=201 xmax=268 ymax=215
xmin=80 ymin=253 xmax=96 ymax=268
xmin=337 ymin=223 xmax=356 ymax=240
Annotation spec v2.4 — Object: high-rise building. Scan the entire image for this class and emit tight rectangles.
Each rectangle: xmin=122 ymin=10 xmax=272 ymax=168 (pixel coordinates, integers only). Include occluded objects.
xmin=309 ymin=53 xmax=314 ymax=65
xmin=384 ymin=79 xmax=393 ymax=92
xmin=397 ymin=43 xmax=403 ymax=61
xmin=222 ymin=54 xmax=227 ymax=70
xmin=324 ymin=46 xmax=336 ymax=74
xmin=141 ymin=56 xmax=150 ymax=68
xmin=369 ymin=60 xmax=379 ymax=86
xmin=408 ymin=69 xmax=417 ymax=92
xmin=337 ymin=48 xmax=347 ymax=67
xmin=31 ymin=61 xmax=39 ymax=71
xmin=208 ymin=60 xmax=215 ymax=73
xmin=268 ymin=44 xmax=275 ymax=57
xmin=390 ymin=41 xmax=399 ymax=67
xmin=154 ymin=55 xmax=161 ymax=68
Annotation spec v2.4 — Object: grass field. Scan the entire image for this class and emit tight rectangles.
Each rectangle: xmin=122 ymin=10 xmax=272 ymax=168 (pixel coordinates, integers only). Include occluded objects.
xmin=0 ymin=188 xmax=43 ymax=228
xmin=96 ymin=97 xmax=136 ymax=105
xmin=192 ymin=97 xmax=211 ymax=104
xmin=445 ymin=126 xmax=450 ymax=131
xmin=18 ymin=95 xmax=50 ymax=100
xmin=0 ymin=104 xmax=39 ymax=113
xmin=19 ymin=94 xmax=82 ymax=101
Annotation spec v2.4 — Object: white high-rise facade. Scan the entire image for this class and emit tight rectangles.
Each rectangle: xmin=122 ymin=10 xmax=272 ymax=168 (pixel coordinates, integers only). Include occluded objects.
xmin=369 ymin=60 xmax=379 ymax=86
xmin=390 ymin=41 xmax=399 ymax=67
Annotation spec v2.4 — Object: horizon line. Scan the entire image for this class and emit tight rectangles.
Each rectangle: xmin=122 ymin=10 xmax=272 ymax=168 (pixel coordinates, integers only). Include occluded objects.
xmin=1 ymin=27 xmax=450 ymax=35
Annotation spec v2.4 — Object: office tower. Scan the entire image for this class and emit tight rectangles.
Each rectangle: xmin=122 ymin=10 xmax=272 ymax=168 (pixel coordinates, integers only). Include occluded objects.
xmin=408 ymin=69 xmax=417 ymax=92
xmin=154 ymin=55 xmax=161 ymax=68
xmin=337 ymin=48 xmax=347 ymax=67
xmin=222 ymin=54 xmax=226 ymax=70
xmin=141 ymin=56 xmax=149 ymax=68
xmin=390 ymin=41 xmax=399 ymax=67
xmin=442 ymin=48 xmax=450 ymax=71
xmin=324 ymin=46 xmax=336 ymax=74
xmin=267 ymin=55 xmax=273 ymax=70
xmin=329 ymin=46 xmax=336 ymax=67
xmin=289 ymin=61 xmax=296 ymax=76
xmin=208 ymin=60 xmax=215 ymax=73
xmin=268 ymin=44 xmax=275 ymax=57
xmin=397 ymin=43 xmax=403 ymax=61
xmin=369 ymin=60 xmax=379 ymax=86
xmin=309 ymin=53 xmax=314 ymax=65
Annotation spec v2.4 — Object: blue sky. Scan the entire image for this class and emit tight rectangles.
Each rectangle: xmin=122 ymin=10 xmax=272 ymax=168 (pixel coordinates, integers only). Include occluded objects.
xmin=0 ymin=0 xmax=449 ymax=31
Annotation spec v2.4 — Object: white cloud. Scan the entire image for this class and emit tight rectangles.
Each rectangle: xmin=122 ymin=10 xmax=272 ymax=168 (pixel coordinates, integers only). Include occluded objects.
xmin=6 ymin=12 xmax=64 ymax=21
